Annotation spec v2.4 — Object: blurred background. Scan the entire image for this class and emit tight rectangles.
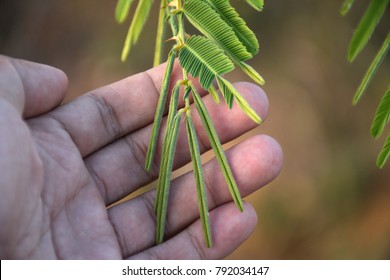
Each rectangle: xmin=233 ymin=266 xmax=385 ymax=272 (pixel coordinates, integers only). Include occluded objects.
xmin=1 ymin=0 xmax=389 ymax=259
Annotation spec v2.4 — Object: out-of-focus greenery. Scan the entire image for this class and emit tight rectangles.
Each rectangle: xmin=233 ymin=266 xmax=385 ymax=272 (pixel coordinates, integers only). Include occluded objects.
xmin=0 ymin=0 xmax=389 ymax=259
xmin=341 ymin=0 xmax=389 ymax=168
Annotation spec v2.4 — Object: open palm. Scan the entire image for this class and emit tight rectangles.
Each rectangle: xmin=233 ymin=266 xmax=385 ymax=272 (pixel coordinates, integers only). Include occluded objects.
xmin=0 ymin=55 xmax=282 ymax=259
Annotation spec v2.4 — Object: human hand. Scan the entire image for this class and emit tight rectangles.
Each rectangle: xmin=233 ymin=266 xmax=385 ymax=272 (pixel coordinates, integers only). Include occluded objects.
xmin=0 ymin=55 xmax=283 ymax=259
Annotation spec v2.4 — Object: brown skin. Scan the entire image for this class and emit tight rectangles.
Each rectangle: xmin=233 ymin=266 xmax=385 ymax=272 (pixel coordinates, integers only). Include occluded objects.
xmin=0 ymin=55 xmax=283 ymax=259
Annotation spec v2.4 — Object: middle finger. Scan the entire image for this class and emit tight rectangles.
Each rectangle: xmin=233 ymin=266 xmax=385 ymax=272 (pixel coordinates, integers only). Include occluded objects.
xmin=85 ymin=82 xmax=268 ymax=205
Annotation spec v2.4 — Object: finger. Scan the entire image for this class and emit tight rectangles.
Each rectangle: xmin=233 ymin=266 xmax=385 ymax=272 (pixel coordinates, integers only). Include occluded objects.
xmin=107 ymin=135 xmax=283 ymax=257
xmin=46 ymin=61 xmax=184 ymax=156
xmin=0 ymin=55 xmax=68 ymax=118
xmin=86 ymin=83 xmax=269 ymax=205
xmin=128 ymin=202 xmax=257 ymax=259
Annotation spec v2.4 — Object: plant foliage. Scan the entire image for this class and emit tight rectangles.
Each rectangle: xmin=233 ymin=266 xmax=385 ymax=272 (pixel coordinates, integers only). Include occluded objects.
xmin=206 ymin=0 xmax=259 ymax=56
xmin=115 ymin=0 xmax=135 ymax=23
xmin=183 ymin=0 xmax=253 ymax=62
xmin=178 ymin=35 xmax=234 ymax=89
xmin=342 ymin=0 xmax=390 ymax=168
xmin=116 ymin=0 xmax=264 ymax=246
xmin=120 ymin=0 xmax=154 ymax=62
xmin=371 ymin=87 xmax=390 ymax=139
xmin=244 ymin=0 xmax=264 ymax=12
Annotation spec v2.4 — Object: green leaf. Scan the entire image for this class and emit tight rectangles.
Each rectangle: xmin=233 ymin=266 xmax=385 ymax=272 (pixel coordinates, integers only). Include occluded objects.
xmin=178 ymin=35 xmax=234 ymax=89
xmin=348 ymin=0 xmax=389 ymax=62
xmin=206 ymin=0 xmax=259 ymax=55
xmin=155 ymin=111 xmax=182 ymax=244
xmin=340 ymin=0 xmax=355 ymax=16
xmin=216 ymin=76 xmax=234 ymax=109
xmin=121 ymin=0 xmax=154 ymax=62
xmin=353 ymin=32 xmax=390 ymax=104
xmin=209 ymin=85 xmax=220 ymax=104
xmin=243 ymin=0 xmax=264 ymax=11
xmin=371 ymin=86 xmax=390 ymax=139
xmin=238 ymin=61 xmax=265 ymax=85
xmin=145 ymin=49 xmax=176 ymax=172
xmin=154 ymin=83 xmax=180 ymax=213
xmin=183 ymin=0 xmax=253 ymax=62
xmin=217 ymin=76 xmax=262 ymax=124
xmin=153 ymin=1 xmax=168 ymax=67
xmin=191 ymin=85 xmax=244 ymax=211
xmin=115 ymin=0 xmax=134 ymax=23
xmin=186 ymin=111 xmax=212 ymax=248
xmin=377 ymin=133 xmax=390 ymax=169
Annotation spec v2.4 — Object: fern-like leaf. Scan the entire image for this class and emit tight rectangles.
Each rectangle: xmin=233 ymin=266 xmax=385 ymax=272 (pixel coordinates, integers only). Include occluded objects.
xmin=183 ymin=0 xmax=252 ymax=62
xmin=209 ymin=85 xmax=220 ymax=104
xmin=244 ymin=0 xmax=264 ymax=11
xmin=353 ymin=31 xmax=390 ymax=104
xmin=348 ymin=0 xmax=389 ymax=62
xmin=178 ymin=35 xmax=234 ymax=89
xmin=154 ymin=83 xmax=180 ymax=213
xmin=238 ymin=61 xmax=265 ymax=85
xmin=121 ymin=0 xmax=154 ymax=62
xmin=202 ymin=0 xmax=264 ymax=84
xmin=341 ymin=0 xmax=355 ymax=16
xmin=206 ymin=0 xmax=259 ymax=55
xmin=186 ymin=111 xmax=212 ymax=248
xmin=217 ymin=76 xmax=262 ymax=124
xmin=145 ymin=49 xmax=176 ymax=171
xmin=371 ymin=86 xmax=390 ymax=139
xmin=377 ymin=133 xmax=390 ymax=169
xmin=155 ymin=111 xmax=182 ymax=244
xmin=115 ymin=0 xmax=134 ymax=23
xmin=216 ymin=76 xmax=234 ymax=109
xmin=192 ymin=86 xmax=244 ymax=211
xmin=153 ymin=0 xmax=168 ymax=67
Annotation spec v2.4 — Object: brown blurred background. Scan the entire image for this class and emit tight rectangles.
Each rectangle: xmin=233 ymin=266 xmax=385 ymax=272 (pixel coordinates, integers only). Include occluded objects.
xmin=1 ymin=0 xmax=389 ymax=259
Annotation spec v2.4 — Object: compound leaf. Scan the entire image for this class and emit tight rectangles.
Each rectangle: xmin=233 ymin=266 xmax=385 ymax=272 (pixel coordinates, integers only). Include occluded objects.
xmin=145 ymin=49 xmax=176 ymax=171
xmin=209 ymin=85 xmax=220 ymax=104
xmin=348 ymin=0 xmax=389 ymax=62
xmin=377 ymin=133 xmax=390 ymax=169
xmin=183 ymin=0 xmax=252 ymax=62
xmin=238 ymin=61 xmax=265 ymax=85
xmin=371 ymin=86 xmax=390 ymax=139
xmin=340 ymin=0 xmax=355 ymax=16
xmin=178 ymin=35 xmax=234 ymax=89
xmin=192 ymin=86 xmax=244 ymax=211
xmin=155 ymin=111 xmax=182 ymax=244
xmin=115 ymin=0 xmax=134 ymax=23
xmin=186 ymin=111 xmax=212 ymax=248
xmin=217 ymin=76 xmax=262 ymax=124
xmin=353 ymin=31 xmax=390 ymax=104
xmin=121 ymin=0 xmax=154 ymax=61
xmin=216 ymin=76 xmax=234 ymax=109
xmin=244 ymin=0 xmax=264 ymax=11
xmin=154 ymin=83 xmax=180 ymax=213
xmin=153 ymin=0 xmax=168 ymax=66
xmin=206 ymin=0 xmax=259 ymax=55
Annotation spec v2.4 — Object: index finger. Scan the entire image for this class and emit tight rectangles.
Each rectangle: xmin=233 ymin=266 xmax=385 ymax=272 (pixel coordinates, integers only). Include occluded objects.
xmin=45 ymin=61 xmax=183 ymax=157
